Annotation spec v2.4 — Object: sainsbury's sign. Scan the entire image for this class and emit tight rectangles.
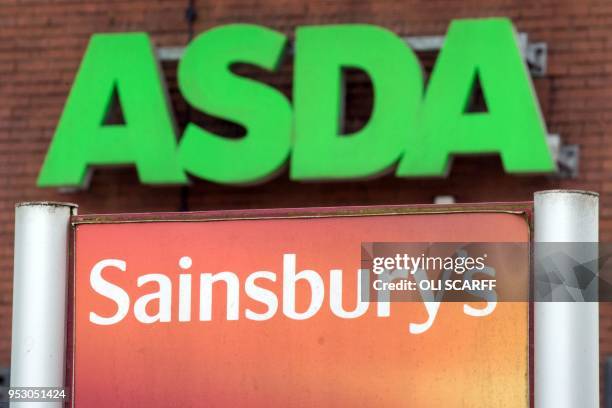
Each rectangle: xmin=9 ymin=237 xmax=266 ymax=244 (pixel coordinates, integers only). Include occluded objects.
xmin=71 ymin=206 xmax=530 ymax=407
xmin=38 ymin=18 xmax=554 ymax=189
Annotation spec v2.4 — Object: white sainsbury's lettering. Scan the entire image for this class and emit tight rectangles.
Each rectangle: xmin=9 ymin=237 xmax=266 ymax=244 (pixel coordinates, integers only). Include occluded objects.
xmin=88 ymin=254 xmax=496 ymax=334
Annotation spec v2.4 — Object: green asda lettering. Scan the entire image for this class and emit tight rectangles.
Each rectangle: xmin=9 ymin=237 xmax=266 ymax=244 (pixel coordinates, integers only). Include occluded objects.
xmin=37 ymin=18 xmax=555 ymax=188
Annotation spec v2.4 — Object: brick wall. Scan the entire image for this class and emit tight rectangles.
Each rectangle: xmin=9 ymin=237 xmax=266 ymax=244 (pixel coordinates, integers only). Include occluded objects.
xmin=1 ymin=0 xmax=611 ymax=394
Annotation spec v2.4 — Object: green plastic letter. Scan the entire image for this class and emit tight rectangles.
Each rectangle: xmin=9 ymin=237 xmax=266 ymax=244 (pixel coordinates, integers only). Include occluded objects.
xmin=291 ymin=25 xmax=423 ymax=179
xmin=37 ymin=33 xmax=186 ymax=188
xmin=177 ymin=24 xmax=291 ymax=184
xmin=397 ymin=18 xmax=555 ymax=176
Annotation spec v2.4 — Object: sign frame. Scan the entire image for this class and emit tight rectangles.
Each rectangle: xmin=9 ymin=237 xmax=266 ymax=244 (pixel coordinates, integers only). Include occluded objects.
xmin=9 ymin=191 xmax=599 ymax=407
xmin=67 ymin=202 xmax=535 ymax=407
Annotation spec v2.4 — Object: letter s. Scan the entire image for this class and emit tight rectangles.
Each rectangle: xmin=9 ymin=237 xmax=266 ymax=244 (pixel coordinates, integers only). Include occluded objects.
xmin=178 ymin=24 xmax=291 ymax=184
xmin=245 ymin=271 xmax=278 ymax=321
xmin=89 ymin=259 xmax=129 ymax=325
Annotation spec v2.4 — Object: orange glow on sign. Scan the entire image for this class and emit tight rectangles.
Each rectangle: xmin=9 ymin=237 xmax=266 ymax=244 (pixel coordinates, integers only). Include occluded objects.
xmin=72 ymin=209 xmax=530 ymax=407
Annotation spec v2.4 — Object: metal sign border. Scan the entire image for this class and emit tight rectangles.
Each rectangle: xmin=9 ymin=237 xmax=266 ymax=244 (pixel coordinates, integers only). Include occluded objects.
xmin=67 ymin=202 xmax=534 ymax=407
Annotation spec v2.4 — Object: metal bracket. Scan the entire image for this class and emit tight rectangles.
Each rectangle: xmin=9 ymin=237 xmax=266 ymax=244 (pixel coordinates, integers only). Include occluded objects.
xmin=402 ymin=35 xmax=445 ymax=51
xmin=157 ymin=31 xmax=547 ymax=76
xmin=157 ymin=46 xmax=185 ymax=61
xmin=547 ymin=134 xmax=579 ymax=179
xmin=526 ymin=42 xmax=548 ymax=77
xmin=557 ymin=144 xmax=580 ymax=179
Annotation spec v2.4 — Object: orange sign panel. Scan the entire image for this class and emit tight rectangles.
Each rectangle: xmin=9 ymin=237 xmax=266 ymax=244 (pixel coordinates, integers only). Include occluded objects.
xmin=72 ymin=207 xmax=530 ymax=407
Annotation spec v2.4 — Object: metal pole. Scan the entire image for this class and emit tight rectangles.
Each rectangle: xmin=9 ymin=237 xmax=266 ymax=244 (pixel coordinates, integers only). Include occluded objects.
xmin=10 ymin=202 xmax=76 ymax=407
xmin=534 ymin=190 xmax=599 ymax=408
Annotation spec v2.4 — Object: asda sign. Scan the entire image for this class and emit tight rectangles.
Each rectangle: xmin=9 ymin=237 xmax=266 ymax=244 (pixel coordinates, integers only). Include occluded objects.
xmin=37 ymin=18 xmax=555 ymax=188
